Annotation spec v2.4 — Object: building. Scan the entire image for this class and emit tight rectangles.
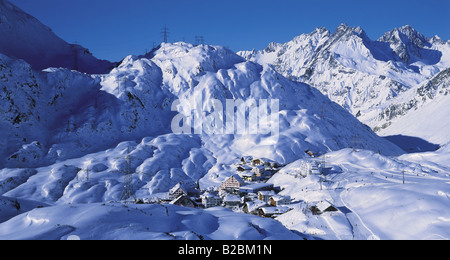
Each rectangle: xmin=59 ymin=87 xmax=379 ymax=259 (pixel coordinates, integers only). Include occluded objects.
xmin=169 ymin=195 xmax=198 ymax=208
xmin=169 ymin=183 xmax=188 ymax=200
xmin=242 ymin=199 xmax=267 ymax=215
xmin=218 ymin=174 xmax=246 ymax=195
xmin=222 ymin=194 xmax=241 ymax=208
xmin=257 ymin=206 xmax=290 ymax=218
xmin=200 ymin=191 xmax=222 ymax=208
xmin=169 ymin=181 xmax=199 ymax=200
xmin=258 ymin=190 xmax=277 ymax=203
xmin=240 ymin=172 xmax=257 ymax=182
xmin=315 ymin=200 xmax=338 ymax=214
xmin=251 ymin=165 xmax=266 ymax=176
xmin=252 ymin=159 xmax=263 ymax=166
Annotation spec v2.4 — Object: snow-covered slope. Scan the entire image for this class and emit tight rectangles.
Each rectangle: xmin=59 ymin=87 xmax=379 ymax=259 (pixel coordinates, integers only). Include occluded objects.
xmin=378 ymin=67 xmax=450 ymax=145
xmin=0 ymin=0 xmax=113 ymax=73
xmin=269 ymin=148 xmax=450 ymax=240
xmin=0 ymin=202 xmax=303 ymax=240
xmin=4 ymin=4 xmax=447 ymax=240
xmin=238 ymin=24 xmax=450 ymax=136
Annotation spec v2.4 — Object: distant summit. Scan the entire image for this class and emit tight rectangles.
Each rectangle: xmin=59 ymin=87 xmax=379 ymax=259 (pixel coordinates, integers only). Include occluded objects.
xmin=0 ymin=0 xmax=114 ymax=73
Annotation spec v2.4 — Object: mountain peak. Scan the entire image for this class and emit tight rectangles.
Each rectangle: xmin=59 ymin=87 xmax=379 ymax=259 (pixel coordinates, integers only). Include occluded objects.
xmin=379 ymin=25 xmax=429 ymax=46
xmin=0 ymin=0 xmax=113 ymax=73
xmin=334 ymin=23 xmax=367 ymax=39
xmin=378 ymin=25 xmax=432 ymax=64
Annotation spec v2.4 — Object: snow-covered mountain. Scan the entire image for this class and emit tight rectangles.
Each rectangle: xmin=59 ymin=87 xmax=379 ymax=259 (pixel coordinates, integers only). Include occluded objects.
xmin=0 ymin=0 xmax=113 ymax=73
xmin=0 ymin=41 xmax=404 ymax=199
xmin=238 ymin=24 xmax=450 ymax=143
xmin=0 ymin=0 xmax=448 ymax=240
xmin=378 ymin=67 xmax=450 ymax=146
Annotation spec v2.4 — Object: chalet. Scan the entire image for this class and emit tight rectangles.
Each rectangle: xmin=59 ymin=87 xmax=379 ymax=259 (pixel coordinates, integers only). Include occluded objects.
xmin=169 ymin=195 xmax=197 ymax=208
xmin=240 ymin=172 xmax=257 ymax=182
xmin=252 ymin=159 xmax=263 ymax=166
xmin=200 ymin=191 xmax=222 ymax=208
xmin=257 ymin=206 xmax=290 ymax=218
xmin=169 ymin=180 xmax=199 ymax=200
xmin=251 ymin=165 xmax=266 ymax=176
xmin=242 ymin=199 xmax=267 ymax=215
xmin=258 ymin=190 xmax=277 ymax=203
xmin=310 ymin=201 xmax=338 ymax=215
xmin=304 ymin=150 xmax=317 ymax=158
xmin=218 ymin=174 xmax=246 ymax=195
xmin=169 ymin=183 xmax=188 ymax=200
xmin=269 ymin=195 xmax=291 ymax=206
xmin=237 ymin=164 xmax=252 ymax=173
xmin=222 ymin=194 xmax=241 ymax=208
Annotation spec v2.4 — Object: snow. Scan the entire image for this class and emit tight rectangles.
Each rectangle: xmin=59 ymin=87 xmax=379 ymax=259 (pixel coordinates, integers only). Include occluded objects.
xmin=0 ymin=0 xmax=113 ymax=73
xmin=239 ymin=24 xmax=450 ymax=135
xmin=0 ymin=0 xmax=449 ymax=240
xmin=269 ymin=148 xmax=450 ymax=240
xmin=0 ymin=203 xmax=302 ymax=240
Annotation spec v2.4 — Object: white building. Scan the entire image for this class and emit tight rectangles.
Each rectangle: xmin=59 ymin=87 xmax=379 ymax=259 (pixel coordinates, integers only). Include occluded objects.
xmin=222 ymin=194 xmax=241 ymax=208
xmin=258 ymin=190 xmax=277 ymax=203
xmin=269 ymin=195 xmax=291 ymax=206
xmin=201 ymin=192 xmax=222 ymax=208
xmin=169 ymin=183 xmax=188 ymax=200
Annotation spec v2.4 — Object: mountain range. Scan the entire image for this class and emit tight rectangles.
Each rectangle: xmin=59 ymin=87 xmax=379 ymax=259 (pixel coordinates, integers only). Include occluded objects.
xmin=238 ymin=23 xmax=450 ymax=147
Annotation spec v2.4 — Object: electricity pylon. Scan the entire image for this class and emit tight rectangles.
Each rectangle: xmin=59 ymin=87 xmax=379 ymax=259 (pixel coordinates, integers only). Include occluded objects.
xmin=119 ymin=146 xmax=137 ymax=202
xmin=195 ymin=35 xmax=205 ymax=46
xmin=161 ymin=25 xmax=169 ymax=43
xmin=77 ymin=167 xmax=90 ymax=182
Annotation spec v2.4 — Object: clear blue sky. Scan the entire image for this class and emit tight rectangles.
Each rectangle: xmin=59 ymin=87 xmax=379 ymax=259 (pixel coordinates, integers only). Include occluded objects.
xmin=9 ymin=0 xmax=450 ymax=62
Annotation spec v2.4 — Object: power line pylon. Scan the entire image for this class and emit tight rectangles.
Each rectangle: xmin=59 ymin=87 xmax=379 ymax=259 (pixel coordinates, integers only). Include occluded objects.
xmin=195 ymin=35 xmax=204 ymax=46
xmin=78 ymin=167 xmax=90 ymax=182
xmin=161 ymin=25 xmax=169 ymax=43
xmin=352 ymin=134 xmax=361 ymax=152
xmin=114 ymin=78 xmax=125 ymax=95
xmin=120 ymin=146 xmax=137 ymax=202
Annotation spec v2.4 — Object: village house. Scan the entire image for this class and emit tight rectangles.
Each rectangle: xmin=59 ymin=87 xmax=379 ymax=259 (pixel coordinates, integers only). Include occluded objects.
xmin=240 ymin=172 xmax=257 ymax=182
xmin=269 ymin=195 xmax=291 ymax=206
xmin=257 ymin=206 xmax=290 ymax=218
xmin=168 ymin=181 xmax=199 ymax=200
xmin=251 ymin=158 xmax=263 ymax=166
xmin=169 ymin=183 xmax=188 ymax=200
xmin=316 ymin=200 xmax=338 ymax=214
xmin=310 ymin=200 xmax=338 ymax=215
xmin=242 ymin=199 xmax=267 ymax=215
xmin=169 ymin=195 xmax=198 ymax=208
xmin=251 ymin=165 xmax=266 ymax=176
xmin=222 ymin=194 xmax=241 ymax=209
xmin=236 ymin=164 xmax=252 ymax=173
xmin=258 ymin=190 xmax=277 ymax=203
xmin=239 ymin=182 xmax=274 ymax=195
xmin=200 ymin=191 xmax=222 ymax=208
xmin=218 ymin=174 xmax=246 ymax=195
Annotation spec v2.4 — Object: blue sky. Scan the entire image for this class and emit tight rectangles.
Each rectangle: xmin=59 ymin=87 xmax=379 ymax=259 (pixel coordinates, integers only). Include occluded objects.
xmin=9 ymin=0 xmax=450 ymax=61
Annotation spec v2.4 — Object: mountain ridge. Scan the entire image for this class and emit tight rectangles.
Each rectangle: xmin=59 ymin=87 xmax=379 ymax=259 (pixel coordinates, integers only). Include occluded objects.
xmin=0 ymin=0 xmax=114 ymax=74
xmin=238 ymin=24 xmax=450 ymax=144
